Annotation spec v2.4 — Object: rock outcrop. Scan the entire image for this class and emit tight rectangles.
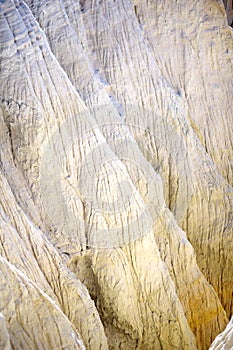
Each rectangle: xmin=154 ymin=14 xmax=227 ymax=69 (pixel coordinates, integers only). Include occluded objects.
xmin=210 ymin=317 xmax=233 ymax=350
xmin=0 ymin=0 xmax=232 ymax=349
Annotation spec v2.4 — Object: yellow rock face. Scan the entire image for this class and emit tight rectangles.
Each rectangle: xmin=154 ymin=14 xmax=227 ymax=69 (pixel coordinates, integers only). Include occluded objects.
xmin=0 ymin=0 xmax=232 ymax=349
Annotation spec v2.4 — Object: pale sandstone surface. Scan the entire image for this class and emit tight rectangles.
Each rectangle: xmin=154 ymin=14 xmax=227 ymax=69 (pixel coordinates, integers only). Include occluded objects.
xmin=132 ymin=0 xmax=233 ymax=184
xmin=0 ymin=3 xmax=198 ymax=347
xmin=0 ymin=313 xmax=12 ymax=350
xmin=0 ymin=0 xmax=232 ymax=350
xmin=0 ymin=257 xmax=85 ymax=350
xmin=25 ymin=0 xmax=233 ymax=319
xmin=0 ymin=167 xmax=108 ymax=349
xmin=76 ymin=0 xmax=233 ymax=319
xmin=209 ymin=317 xmax=233 ymax=350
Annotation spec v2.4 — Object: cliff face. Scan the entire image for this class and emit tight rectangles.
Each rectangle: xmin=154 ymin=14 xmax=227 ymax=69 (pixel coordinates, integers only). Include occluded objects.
xmin=210 ymin=317 xmax=233 ymax=350
xmin=0 ymin=1 xmax=232 ymax=349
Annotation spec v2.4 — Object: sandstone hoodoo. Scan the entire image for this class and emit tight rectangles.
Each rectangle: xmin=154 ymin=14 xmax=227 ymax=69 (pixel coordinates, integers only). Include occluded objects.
xmin=0 ymin=0 xmax=232 ymax=349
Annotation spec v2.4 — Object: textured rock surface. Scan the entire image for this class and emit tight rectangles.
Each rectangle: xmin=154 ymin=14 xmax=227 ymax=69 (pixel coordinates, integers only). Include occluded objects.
xmin=210 ymin=317 xmax=233 ymax=349
xmin=0 ymin=0 xmax=232 ymax=349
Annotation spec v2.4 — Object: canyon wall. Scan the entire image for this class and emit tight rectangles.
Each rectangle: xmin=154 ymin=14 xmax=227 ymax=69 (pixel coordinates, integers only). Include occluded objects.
xmin=0 ymin=0 xmax=232 ymax=349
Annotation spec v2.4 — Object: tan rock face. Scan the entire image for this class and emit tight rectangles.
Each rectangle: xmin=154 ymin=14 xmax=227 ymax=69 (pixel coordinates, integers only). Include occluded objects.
xmin=0 ymin=0 xmax=232 ymax=350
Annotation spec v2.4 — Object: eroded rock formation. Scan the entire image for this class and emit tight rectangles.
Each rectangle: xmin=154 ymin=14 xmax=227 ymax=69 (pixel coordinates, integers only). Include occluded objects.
xmin=0 ymin=0 xmax=232 ymax=349
xmin=209 ymin=317 xmax=233 ymax=349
